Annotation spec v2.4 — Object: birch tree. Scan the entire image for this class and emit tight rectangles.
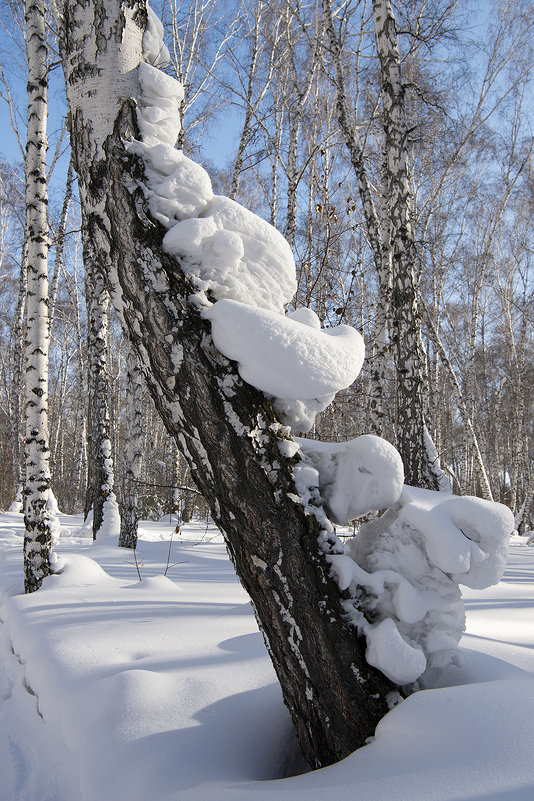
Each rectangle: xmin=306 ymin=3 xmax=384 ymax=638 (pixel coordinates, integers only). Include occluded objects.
xmin=54 ymin=0 xmax=399 ymax=768
xmin=167 ymin=0 xmax=238 ymax=150
xmin=118 ymin=337 xmax=145 ymax=548
xmin=83 ymin=228 xmax=117 ymax=538
xmin=372 ymin=0 xmax=443 ymax=490
xmin=321 ymin=0 xmax=395 ymax=442
xmin=322 ymin=0 xmax=447 ymax=488
xmin=22 ymin=0 xmax=55 ymax=592
xmin=9 ymin=241 xmax=26 ymax=512
xmin=228 ymin=0 xmax=277 ymax=202
xmin=0 ymin=163 xmax=25 ymax=509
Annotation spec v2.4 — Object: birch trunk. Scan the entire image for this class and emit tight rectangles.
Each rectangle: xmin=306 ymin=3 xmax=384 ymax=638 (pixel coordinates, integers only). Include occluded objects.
xmin=372 ymin=0 xmax=440 ymax=490
xmin=56 ymin=0 xmax=399 ymax=768
xmin=321 ymin=0 xmax=391 ymax=436
xmin=22 ymin=0 xmax=54 ymax=592
xmin=282 ymin=4 xmax=322 ymax=250
xmin=49 ymin=157 xmax=74 ymax=334
xmin=83 ymin=223 xmax=116 ymax=537
xmin=422 ymin=299 xmax=493 ymax=501
xmin=230 ymin=3 xmax=263 ymax=201
xmin=119 ymin=337 xmax=144 ymax=548
xmin=9 ymin=243 xmax=27 ymax=509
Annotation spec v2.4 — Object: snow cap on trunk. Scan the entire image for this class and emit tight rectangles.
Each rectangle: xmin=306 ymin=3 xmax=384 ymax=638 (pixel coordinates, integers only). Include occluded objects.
xmin=134 ymin=30 xmax=364 ymax=433
xmin=297 ymin=435 xmax=404 ymax=524
xmin=203 ymin=299 xmax=364 ymax=404
xmin=137 ymin=62 xmax=183 ymax=148
xmin=142 ymin=3 xmax=170 ymax=68
xmin=163 ymin=195 xmax=297 ymax=313
xmin=330 ymin=485 xmax=514 ymax=685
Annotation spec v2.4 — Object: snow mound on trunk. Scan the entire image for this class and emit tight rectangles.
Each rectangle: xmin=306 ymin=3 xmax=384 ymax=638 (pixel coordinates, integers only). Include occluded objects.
xmin=203 ymin=299 xmax=364 ymax=401
xmin=327 ymin=486 xmax=514 ymax=684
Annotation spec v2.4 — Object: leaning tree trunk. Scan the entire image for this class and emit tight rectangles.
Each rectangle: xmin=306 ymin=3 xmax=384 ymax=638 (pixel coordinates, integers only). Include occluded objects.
xmin=56 ymin=0 xmax=399 ymax=769
xmin=22 ymin=0 xmax=54 ymax=592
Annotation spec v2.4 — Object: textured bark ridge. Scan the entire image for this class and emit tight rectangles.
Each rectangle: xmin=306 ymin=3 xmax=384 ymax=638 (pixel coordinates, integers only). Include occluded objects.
xmin=58 ymin=0 xmax=399 ymax=767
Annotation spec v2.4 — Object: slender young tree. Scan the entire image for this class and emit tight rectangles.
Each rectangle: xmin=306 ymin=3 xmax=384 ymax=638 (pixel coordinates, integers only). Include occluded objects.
xmin=118 ymin=337 xmax=144 ymax=548
xmin=48 ymin=156 xmax=74 ymax=333
xmin=22 ymin=0 xmax=54 ymax=592
xmin=322 ymin=0 xmax=443 ymax=488
xmin=229 ymin=0 xmax=275 ymax=201
xmin=9 ymin=241 xmax=27 ymax=511
xmin=167 ymin=0 xmax=238 ymax=149
xmin=372 ymin=0 xmax=441 ymax=489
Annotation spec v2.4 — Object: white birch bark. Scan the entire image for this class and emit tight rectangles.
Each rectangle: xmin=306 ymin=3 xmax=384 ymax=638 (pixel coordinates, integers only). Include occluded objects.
xmin=22 ymin=0 xmax=55 ymax=592
xmin=54 ymin=0 xmax=399 ymax=767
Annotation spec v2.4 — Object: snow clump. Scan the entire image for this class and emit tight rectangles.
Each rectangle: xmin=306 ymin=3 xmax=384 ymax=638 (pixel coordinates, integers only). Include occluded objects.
xmin=327 ymin=485 xmax=514 ymax=685
xmin=163 ymin=197 xmax=297 ymax=313
xmin=142 ymin=4 xmax=171 ymax=68
xmin=203 ymin=300 xmax=364 ymax=401
xmin=297 ymin=434 xmax=404 ymax=524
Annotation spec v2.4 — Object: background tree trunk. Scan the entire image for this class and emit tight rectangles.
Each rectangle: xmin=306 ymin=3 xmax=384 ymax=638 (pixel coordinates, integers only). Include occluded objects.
xmin=9 ymin=244 xmax=27 ymax=508
xmin=22 ymin=0 xmax=54 ymax=592
xmin=83 ymin=226 xmax=116 ymax=537
xmin=372 ymin=0 xmax=440 ymax=490
xmin=118 ymin=337 xmax=144 ymax=548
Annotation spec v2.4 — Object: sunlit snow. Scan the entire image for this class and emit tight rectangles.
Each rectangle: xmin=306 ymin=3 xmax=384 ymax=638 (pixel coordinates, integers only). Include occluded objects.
xmin=203 ymin=299 xmax=364 ymax=400
xmin=1 ymin=511 xmax=533 ymax=801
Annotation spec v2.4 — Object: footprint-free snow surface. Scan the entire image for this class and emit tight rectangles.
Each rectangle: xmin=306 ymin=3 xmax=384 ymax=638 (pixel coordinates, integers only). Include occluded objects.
xmin=1 ymin=511 xmax=533 ymax=801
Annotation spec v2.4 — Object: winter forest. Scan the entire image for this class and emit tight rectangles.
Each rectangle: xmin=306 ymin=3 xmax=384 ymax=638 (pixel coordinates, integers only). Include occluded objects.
xmin=0 ymin=0 xmax=533 ymax=799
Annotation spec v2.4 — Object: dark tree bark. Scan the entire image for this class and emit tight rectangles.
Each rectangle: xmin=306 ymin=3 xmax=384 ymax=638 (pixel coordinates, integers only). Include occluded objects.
xmin=83 ymin=218 xmax=116 ymax=537
xmin=372 ymin=0 xmax=440 ymax=491
xmin=56 ymin=0 xmax=400 ymax=769
xmin=111 ymin=97 xmax=399 ymax=768
xmin=118 ymin=337 xmax=144 ymax=548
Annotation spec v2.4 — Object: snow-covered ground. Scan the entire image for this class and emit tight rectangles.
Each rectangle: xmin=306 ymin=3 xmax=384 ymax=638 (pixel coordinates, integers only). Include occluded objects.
xmin=1 ymin=510 xmax=533 ymax=801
